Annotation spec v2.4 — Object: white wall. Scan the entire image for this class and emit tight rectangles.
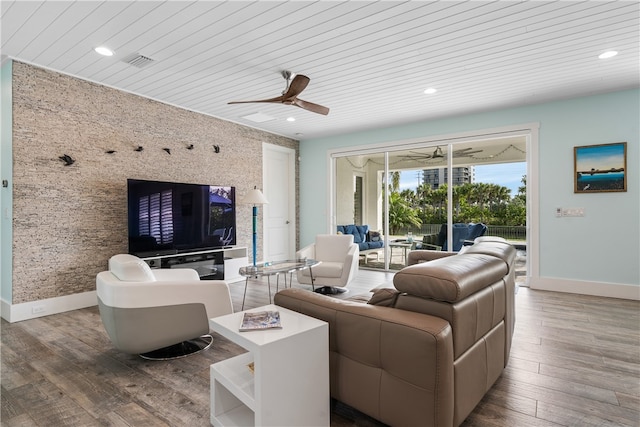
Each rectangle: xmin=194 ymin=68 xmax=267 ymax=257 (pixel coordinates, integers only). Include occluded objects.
xmin=299 ymin=89 xmax=639 ymax=298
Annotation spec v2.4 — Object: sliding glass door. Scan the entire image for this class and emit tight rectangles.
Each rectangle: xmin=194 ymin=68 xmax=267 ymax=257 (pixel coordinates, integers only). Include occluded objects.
xmin=331 ymin=135 xmax=528 ymax=284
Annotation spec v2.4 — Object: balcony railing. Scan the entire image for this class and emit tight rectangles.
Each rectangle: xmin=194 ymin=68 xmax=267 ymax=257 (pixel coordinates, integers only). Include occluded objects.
xmin=399 ymin=224 xmax=526 ymax=241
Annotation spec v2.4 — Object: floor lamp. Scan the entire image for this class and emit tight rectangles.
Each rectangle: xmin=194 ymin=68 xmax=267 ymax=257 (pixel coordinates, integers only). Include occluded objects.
xmin=241 ymin=186 xmax=268 ymax=269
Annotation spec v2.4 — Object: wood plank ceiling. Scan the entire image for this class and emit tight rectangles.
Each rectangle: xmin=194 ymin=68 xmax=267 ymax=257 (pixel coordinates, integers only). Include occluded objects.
xmin=1 ymin=1 xmax=639 ymax=140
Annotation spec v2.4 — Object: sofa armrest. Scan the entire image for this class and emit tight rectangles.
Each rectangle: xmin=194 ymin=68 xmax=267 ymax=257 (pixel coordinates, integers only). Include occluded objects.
xmin=407 ymin=249 xmax=456 ymax=265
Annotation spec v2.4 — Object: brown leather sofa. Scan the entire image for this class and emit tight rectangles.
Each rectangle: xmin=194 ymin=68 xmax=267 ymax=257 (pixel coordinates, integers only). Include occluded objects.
xmin=274 ymin=237 xmax=517 ymax=426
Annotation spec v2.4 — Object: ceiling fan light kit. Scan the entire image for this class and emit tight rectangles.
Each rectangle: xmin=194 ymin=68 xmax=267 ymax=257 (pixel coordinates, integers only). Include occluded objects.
xmin=229 ymin=71 xmax=330 ymax=116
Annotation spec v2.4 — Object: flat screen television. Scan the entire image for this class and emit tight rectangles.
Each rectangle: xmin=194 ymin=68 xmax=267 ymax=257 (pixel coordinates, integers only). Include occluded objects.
xmin=127 ymin=179 xmax=236 ymax=256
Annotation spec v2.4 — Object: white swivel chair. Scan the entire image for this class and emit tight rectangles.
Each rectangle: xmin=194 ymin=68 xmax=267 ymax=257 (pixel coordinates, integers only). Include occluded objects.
xmin=96 ymin=254 xmax=233 ymax=360
xmin=296 ymin=234 xmax=359 ymax=294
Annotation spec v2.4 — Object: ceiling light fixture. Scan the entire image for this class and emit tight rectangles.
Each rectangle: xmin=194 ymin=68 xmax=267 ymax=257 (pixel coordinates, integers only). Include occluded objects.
xmin=424 ymin=87 xmax=437 ymax=95
xmin=287 ymin=117 xmax=296 ymax=122
xmin=598 ymin=51 xmax=618 ymax=59
xmin=94 ymin=46 xmax=114 ymax=56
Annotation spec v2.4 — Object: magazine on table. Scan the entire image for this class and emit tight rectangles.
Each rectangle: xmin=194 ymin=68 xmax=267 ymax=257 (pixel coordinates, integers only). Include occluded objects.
xmin=239 ymin=310 xmax=282 ymax=331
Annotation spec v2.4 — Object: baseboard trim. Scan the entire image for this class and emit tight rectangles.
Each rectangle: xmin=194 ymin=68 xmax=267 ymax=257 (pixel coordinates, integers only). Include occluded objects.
xmin=530 ymin=277 xmax=640 ymax=301
xmin=0 ymin=291 xmax=97 ymax=323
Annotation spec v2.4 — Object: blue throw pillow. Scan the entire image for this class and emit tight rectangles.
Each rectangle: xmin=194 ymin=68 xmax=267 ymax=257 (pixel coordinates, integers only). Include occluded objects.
xmin=368 ymin=231 xmax=381 ymax=242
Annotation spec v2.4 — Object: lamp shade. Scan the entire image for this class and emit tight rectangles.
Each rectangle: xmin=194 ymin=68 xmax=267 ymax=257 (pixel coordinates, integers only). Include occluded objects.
xmin=242 ymin=187 xmax=268 ymax=205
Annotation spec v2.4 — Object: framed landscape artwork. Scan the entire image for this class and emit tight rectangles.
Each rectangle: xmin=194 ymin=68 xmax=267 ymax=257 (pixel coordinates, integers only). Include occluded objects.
xmin=574 ymin=142 xmax=627 ymax=193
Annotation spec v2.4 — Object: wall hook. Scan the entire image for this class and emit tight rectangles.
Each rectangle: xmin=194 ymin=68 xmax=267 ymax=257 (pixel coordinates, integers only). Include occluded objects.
xmin=213 ymin=145 xmax=220 ymax=153
xmin=134 ymin=146 xmax=144 ymax=152
xmin=106 ymin=150 xmax=116 ymax=154
xmin=187 ymin=144 xmax=194 ymax=150
xmin=163 ymin=148 xmax=171 ymax=155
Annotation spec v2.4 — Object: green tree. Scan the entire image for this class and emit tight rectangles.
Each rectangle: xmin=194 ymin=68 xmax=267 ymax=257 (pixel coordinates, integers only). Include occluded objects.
xmin=389 ymin=171 xmax=400 ymax=193
xmin=388 ymin=192 xmax=421 ymax=235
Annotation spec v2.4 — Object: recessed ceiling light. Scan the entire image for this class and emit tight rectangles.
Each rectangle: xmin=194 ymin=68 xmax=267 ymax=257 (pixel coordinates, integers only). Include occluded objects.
xmin=287 ymin=117 xmax=296 ymax=122
xmin=94 ymin=46 xmax=114 ymax=56
xmin=598 ymin=51 xmax=618 ymax=59
xmin=424 ymin=87 xmax=437 ymax=95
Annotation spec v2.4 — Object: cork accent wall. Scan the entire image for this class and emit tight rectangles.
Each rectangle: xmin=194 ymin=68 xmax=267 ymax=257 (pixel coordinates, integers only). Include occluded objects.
xmin=10 ymin=62 xmax=298 ymax=304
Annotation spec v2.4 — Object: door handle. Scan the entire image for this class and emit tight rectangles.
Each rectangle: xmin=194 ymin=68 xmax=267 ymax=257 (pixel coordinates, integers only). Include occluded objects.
xmin=286 ymin=220 xmax=290 ymax=224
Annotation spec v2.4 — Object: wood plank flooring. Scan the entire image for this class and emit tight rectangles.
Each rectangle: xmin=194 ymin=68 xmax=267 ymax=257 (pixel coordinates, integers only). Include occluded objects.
xmin=2 ymin=270 xmax=639 ymax=426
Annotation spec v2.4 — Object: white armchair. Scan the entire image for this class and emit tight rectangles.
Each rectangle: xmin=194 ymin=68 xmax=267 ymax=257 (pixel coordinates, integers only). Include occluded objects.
xmin=296 ymin=234 xmax=359 ymax=294
xmin=96 ymin=254 xmax=233 ymax=359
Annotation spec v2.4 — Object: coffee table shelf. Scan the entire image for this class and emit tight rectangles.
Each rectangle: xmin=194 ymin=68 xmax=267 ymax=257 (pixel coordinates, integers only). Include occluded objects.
xmin=209 ymin=304 xmax=329 ymax=427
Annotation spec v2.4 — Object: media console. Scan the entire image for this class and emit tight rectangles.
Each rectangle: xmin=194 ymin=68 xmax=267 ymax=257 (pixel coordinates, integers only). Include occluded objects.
xmin=140 ymin=247 xmax=248 ymax=282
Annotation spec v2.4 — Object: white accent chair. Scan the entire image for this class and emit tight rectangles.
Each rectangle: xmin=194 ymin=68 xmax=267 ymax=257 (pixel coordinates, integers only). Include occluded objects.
xmin=296 ymin=234 xmax=359 ymax=294
xmin=96 ymin=254 xmax=233 ymax=359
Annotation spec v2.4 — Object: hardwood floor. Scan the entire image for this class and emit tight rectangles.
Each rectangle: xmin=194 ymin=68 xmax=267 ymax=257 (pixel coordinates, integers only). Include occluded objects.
xmin=2 ymin=270 xmax=639 ymax=426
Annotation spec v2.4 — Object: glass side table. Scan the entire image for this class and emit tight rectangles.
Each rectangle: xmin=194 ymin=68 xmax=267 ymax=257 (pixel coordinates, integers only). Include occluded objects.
xmin=238 ymin=259 xmax=320 ymax=309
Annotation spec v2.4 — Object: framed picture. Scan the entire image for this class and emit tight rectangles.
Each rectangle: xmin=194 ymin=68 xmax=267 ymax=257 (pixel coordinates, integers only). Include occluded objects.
xmin=574 ymin=142 xmax=627 ymax=193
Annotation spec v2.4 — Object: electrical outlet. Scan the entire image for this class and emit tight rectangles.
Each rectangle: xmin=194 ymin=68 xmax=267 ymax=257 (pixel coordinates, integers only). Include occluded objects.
xmin=32 ymin=305 xmax=46 ymax=314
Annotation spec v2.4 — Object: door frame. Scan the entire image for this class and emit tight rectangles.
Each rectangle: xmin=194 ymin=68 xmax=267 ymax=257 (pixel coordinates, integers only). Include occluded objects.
xmin=328 ymin=123 xmax=539 ymax=286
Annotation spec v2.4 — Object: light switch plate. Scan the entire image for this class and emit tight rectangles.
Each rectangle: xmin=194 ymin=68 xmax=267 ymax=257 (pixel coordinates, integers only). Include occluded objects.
xmin=561 ymin=207 xmax=585 ymax=217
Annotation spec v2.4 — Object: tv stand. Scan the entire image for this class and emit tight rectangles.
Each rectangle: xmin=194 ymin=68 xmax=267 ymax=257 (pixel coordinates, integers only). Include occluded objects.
xmin=141 ymin=247 xmax=248 ymax=282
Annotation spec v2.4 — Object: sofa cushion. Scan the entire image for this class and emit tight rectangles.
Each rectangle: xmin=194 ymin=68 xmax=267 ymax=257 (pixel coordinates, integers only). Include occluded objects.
xmin=356 ymin=225 xmax=369 ymax=241
xmin=466 ymin=223 xmax=487 ymax=240
xmin=345 ymin=225 xmax=362 ymax=243
xmin=366 ymin=241 xmax=384 ymax=249
xmin=393 ymin=254 xmax=507 ymax=302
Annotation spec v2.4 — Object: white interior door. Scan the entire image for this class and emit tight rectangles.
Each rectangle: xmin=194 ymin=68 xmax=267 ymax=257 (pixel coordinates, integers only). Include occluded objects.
xmin=263 ymin=143 xmax=296 ymax=261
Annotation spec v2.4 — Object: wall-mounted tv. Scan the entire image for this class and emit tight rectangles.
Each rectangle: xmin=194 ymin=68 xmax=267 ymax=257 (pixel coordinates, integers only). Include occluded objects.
xmin=127 ymin=179 xmax=236 ymax=256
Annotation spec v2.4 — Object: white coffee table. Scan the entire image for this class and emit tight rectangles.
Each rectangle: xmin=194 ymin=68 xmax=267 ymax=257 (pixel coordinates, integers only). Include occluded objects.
xmin=209 ymin=304 xmax=329 ymax=426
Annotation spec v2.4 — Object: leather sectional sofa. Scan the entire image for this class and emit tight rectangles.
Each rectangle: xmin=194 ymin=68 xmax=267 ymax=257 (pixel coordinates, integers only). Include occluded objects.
xmin=274 ymin=237 xmax=517 ymax=426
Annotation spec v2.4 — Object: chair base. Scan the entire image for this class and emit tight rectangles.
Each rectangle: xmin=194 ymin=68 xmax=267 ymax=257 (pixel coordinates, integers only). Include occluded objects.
xmin=314 ymin=286 xmax=348 ymax=295
xmin=139 ymin=334 xmax=213 ymax=361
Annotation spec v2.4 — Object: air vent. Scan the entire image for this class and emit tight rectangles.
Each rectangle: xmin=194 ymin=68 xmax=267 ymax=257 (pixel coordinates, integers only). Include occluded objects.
xmin=241 ymin=112 xmax=276 ymax=123
xmin=122 ymin=53 xmax=155 ymax=68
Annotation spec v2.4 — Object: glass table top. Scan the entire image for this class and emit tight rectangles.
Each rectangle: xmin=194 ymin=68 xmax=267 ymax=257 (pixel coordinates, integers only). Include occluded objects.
xmin=239 ymin=259 xmax=319 ymax=277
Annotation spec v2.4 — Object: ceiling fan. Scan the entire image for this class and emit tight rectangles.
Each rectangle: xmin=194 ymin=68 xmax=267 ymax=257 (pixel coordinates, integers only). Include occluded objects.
xmin=228 ymin=71 xmax=330 ymax=116
xmin=402 ymin=147 xmax=484 ymax=162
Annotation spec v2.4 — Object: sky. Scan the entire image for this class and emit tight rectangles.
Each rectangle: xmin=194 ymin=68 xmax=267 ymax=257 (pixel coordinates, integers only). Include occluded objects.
xmin=575 ymin=143 xmax=625 ymax=171
xmin=399 ymin=162 xmax=527 ymax=196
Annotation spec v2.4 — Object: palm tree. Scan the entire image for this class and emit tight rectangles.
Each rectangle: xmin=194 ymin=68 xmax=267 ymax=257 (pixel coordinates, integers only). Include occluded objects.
xmin=388 ymin=192 xmax=421 ymax=235
xmin=390 ymin=171 xmax=400 ymax=192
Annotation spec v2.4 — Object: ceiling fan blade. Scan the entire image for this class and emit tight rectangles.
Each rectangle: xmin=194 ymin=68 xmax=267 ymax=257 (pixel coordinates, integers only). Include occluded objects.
xmin=293 ymin=98 xmax=330 ymax=115
xmin=228 ymin=95 xmax=286 ymax=105
xmin=282 ymin=74 xmax=310 ymax=99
